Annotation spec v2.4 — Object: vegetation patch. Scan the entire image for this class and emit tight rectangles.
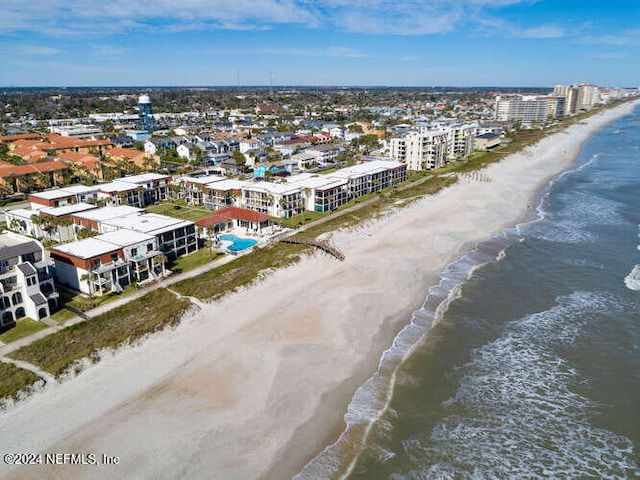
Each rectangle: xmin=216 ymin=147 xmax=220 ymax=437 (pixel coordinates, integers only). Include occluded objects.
xmin=146 ymin=202 xmax=212 ymax=222
xmin=48 ymin=308 xmax=77 ymax=323
xmin=169 ymin=248 xmax=225 ymax=274
xmin=0 ymin=318 xmax=49 ymax=344
xmin=8 ymin=289 xmax=191 ymax=377
xmin=172 ymin=242 xmax=309 ymax=301
xmin=0 ymin=362 xmax=40 ymax=402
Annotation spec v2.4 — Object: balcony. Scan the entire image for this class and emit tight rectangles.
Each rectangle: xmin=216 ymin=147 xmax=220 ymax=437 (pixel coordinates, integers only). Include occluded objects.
xmin=93 ymin=258 xmax=127 ymax=274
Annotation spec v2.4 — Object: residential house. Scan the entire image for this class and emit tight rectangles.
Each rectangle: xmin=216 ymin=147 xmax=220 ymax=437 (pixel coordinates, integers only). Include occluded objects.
xmin=196 ymin=206 xmax=271 ymax=237
xmin=305 ymin=144 xmax=340 ymax=167
xmin=0 ymin=232 xmax=58 ymax=326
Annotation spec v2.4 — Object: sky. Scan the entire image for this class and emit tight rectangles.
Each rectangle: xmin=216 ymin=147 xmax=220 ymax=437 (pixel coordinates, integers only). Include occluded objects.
xmin=0 ymin=0 xmax=639 ymax=88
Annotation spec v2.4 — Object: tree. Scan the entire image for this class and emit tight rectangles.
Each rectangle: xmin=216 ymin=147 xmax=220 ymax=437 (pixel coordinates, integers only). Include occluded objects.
xmin=80 ymin=271 xmax=95 ymax=307
xmin=231 ymin=149 xmax=246 ymax=167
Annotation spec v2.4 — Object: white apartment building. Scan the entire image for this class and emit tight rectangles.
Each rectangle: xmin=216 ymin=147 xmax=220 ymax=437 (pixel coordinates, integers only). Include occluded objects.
xmin=0 ymin=232 xmax=58 ymax=326
xmin=100 ymin=213 xmax=198 ymax=260
xmin=390 ymin=130 xmax=448 ymax=170
xmin=51 ymin=230 xmax=165 ymax=296
xmin=242 ymin=182 xmax=305 ymax=218
xmin=578 ymin=83 xmax=601 ymax=110
xmin=494 ymin=95 xmax=552 ymax=123
xmin=447 ymin=124 xmax=476 ymax=160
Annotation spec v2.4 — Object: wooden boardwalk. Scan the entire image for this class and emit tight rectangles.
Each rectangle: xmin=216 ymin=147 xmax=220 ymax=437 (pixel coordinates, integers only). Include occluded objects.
xmin=279 ymin=237 xmax=345 ymax=261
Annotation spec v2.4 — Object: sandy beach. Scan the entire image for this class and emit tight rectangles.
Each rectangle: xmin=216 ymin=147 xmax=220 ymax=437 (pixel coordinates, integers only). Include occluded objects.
xmin=1 ymin=100 xmax=638 ymax=480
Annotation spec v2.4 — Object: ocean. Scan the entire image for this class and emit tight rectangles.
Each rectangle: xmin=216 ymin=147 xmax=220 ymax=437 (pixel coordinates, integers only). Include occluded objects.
xmin=297 ymin=106 xmax=640 ymax=479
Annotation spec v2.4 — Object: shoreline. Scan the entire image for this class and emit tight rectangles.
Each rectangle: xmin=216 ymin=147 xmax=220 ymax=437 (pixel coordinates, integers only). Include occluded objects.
xmin=0 ymin=100 xmax=638 ymax=480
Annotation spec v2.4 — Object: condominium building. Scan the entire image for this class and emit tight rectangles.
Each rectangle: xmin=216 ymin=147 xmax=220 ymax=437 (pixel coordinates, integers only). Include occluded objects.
xmin=390 ymin=130 xmax=448 ymax=170
xmin=100 ymin=213 xmax=198 ymax=260
xmin=51 ymin=230 xmax=165 ymax=296
xmin=447 ymin=124 xmax=476 ymax=160
xmin=242 ymin=182 xmax=305 ymax=219
xmin=0 ymin=232 xmax=58 ymax=326
xmin=494 ymin=95 xmax=552 ymax=123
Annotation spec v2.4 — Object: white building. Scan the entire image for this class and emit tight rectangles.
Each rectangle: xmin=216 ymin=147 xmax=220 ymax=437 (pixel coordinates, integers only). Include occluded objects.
xmin=242 ymin=182 xmax=304 ymax=218
xmin=494 ymin=95 xmax=552 ymax=123
xmin=447 ymin=124 xmax=476 ymax=160
xmin=305 ymin=144 xmax=340 ymax=166
xmin=0 ymin=232 xmax=58 ymax=326
xmin=51 ymin=230 xmax=164 ymax=296
xmin=390 ymin=130 xmax=448 ymax=170
xmin=100 ymin=213 xmax=198 ymax=260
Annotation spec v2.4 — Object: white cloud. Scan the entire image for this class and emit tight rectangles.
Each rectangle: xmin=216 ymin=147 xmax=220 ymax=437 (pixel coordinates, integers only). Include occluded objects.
xmin=18 ymin=46 xmax=60 ymax=55
xmin=90 ymin=43 xmax=133 ymax=56
xmin=0 ymin=0 xmax=315 ymax=35
xmin=208 ymin=46 xmax=369 ymax=58
xmin=581 ymin=30 xmax=640 ymax=46
xmin=0 ymin=0 xmax=570 ymax=40
xmin=515 ymin=24 xmax=565 ymax=38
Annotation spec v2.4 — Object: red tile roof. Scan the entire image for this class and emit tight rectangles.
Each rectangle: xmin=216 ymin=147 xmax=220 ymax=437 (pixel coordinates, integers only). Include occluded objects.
xmin=0 ymin=161 xmax=68 ymax=178
xmin=0 ymin=133 xmax=43 ymax=143
xmin=107 ymin=147 xmax=144 ymax=159
xmin=57 ymin=151 xmax=99 ymax=163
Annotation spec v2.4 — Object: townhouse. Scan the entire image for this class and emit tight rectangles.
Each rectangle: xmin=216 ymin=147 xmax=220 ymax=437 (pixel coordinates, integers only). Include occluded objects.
xmin=51 ymin=230 xmax=165 ymax=296
xmin=0 ymin=232 xmax=58 ymax=326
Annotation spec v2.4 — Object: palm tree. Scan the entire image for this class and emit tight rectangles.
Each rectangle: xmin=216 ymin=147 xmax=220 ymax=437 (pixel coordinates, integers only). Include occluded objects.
xmin=80 ymin=271 xmax=95 ymax=308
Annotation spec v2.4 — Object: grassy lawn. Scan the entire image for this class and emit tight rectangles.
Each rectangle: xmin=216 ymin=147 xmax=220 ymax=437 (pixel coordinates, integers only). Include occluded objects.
xmin=146 ymin=202 xmax=212 ymax=222
xmin=0 ymin=318 xmax=49 ymax=344
xmin=49 ymin=308 xmax=77 ymax=323
xmin=57 ymin=285 xmax=136 ymax=312
xmin=169 ymin=249 xmax=225 ymax=274
xmin=277 ymin=209 xmax=330 ymax=229
xmin=0 ymin=362 xmax=40 ymax=401
xmin=172 ymin=242 xmax=309 ymax=301
xmin=9 ymin=289 xmax=191 ymax=377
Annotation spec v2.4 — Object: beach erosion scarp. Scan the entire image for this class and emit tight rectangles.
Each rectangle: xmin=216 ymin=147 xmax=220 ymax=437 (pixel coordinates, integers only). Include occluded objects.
xmin=1 ymin=100 xmax=639 ymax=480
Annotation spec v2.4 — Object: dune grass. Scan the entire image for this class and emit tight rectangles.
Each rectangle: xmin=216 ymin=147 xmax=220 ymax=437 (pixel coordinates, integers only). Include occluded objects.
xmin=0 ymin=362 xmax=40 ymax=401
xmin=9 ymin=289 xmax=191 ymax=377
xmin=172 ymin=242 xmax=309 ymax=301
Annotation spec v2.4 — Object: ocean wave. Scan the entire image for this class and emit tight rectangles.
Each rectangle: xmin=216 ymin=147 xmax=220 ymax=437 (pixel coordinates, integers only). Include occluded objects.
xmin=294 ymin=234 xmax=522 ymax=480
xmin=624 ymin=264 xmax=640 ymax=291
xmin=295 ymin=140 xmax=632 ymax=479
xmin=402 ymin=291 xmax=638 ymax=479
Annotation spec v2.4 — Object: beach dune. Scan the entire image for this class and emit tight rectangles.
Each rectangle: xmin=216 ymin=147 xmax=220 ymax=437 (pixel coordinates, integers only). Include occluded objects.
xmin=1 ymin=101 xmax=638 ymax=480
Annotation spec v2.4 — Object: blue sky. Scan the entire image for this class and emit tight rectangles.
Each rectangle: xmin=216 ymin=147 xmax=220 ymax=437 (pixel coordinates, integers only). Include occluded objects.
xmin=1 ymin=0 xmax=638 ymax=87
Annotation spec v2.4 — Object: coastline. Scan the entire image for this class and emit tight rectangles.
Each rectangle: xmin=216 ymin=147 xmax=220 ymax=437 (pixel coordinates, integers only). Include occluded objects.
xmin=0 ymin=100 xmax=638 ymax=480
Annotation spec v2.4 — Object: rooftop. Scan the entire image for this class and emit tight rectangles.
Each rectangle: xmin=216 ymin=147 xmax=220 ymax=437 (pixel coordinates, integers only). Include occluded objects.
xmin=40 ymin=202 xmax=97 ymax=217
xmin=96 ymin=229 xmax=156 ymax=247
xmin=52 ymin=237 xmax=122 ymax=260
xmin=72 ymin=205 xmax=143 ymax=222
xmin=103 ymin=213 xmax=194 ymax=236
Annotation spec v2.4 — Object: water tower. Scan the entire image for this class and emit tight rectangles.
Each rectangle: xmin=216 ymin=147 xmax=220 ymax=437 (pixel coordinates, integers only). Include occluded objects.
xmin=138 ymin=94 xmax=155 ymax=133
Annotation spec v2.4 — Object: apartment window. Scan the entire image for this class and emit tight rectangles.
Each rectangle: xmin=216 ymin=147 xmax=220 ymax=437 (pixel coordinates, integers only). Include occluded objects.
xmin=131 ymin=248 xmax=138 ymax=257
xmin=147 ymin=243 xmax=153 ymax=252
xmin=111 ymin=254 xmax=119 ymax=262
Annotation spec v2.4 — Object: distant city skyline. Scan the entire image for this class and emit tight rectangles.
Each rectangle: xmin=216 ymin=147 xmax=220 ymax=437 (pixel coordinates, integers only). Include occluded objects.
xmin=1 ymin=0 xmax=639 ymax=88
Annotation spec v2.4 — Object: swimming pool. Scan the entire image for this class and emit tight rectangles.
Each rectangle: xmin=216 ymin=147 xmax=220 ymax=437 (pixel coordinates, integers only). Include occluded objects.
xmin=218 ymin=234 xmax=258 ymax=252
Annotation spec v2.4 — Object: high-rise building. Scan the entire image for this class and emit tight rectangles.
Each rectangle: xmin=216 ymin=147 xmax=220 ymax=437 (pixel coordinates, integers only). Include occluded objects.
xmin=578 ymin=83 xmax=601 ymax=110
xmin=494 ymin=95 xmax=551 ymax=123
xmin=390 ymin=130 xmax=448 ymax=170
